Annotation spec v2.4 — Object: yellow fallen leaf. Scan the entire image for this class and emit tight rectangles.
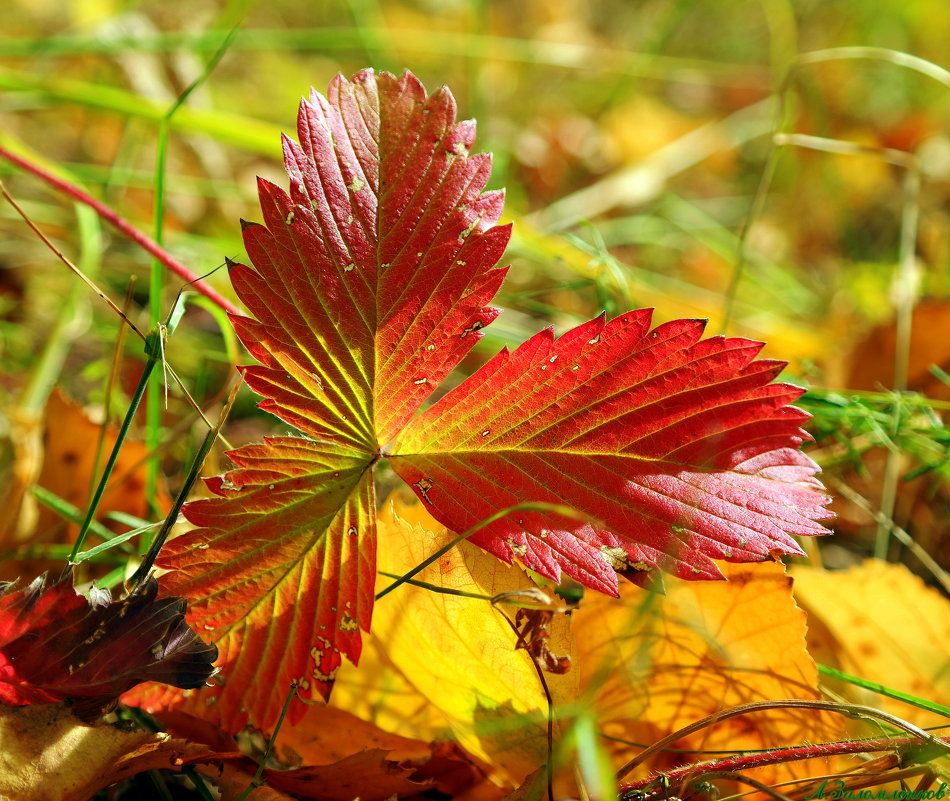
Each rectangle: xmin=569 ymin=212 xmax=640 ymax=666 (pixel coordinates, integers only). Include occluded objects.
xmin=0 ymin=703 xmax=207 ymax=801
xmin=792 ymin=559 xmax=950 ymax=729
xmin=329 ymin=634 xmax=448 ymax=742
xmin=369 ymin=493 xmax=577 ymax=787
xmin=574 ymin=560 xmax=839 ymax=782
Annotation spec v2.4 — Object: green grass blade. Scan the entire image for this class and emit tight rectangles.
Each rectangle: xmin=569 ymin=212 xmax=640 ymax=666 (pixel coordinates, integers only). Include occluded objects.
xmin=818 ymin=664 xmax=950 ymax=718
xmin=0 ymin=67 xmax=280 ymax=154
xmin=130 ymin=380 xmax=241 ymax=587
xmin=146 ymin=21 xmax=241 ymax=528
xmin=75 ymin=524 xmax=160 ymax=564
xmin=30 ymin=485 xmax=120 ymax=545
xmin=67 ymin=351 xmax=160 ymax=563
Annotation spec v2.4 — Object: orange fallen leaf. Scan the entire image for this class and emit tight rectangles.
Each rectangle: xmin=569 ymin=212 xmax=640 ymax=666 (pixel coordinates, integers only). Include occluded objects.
xmin=35 ymin=387 xmax=168 ymax=544
xmin=574 ymin=560 xmax=840 ymax=783
xmin=847 ymin=300 xmax=950 ymax=402
xmin=792 ymin=559 xmax=950 ymax=730
xmin=262 ymin=749 xmax=435 ymax=801
xmin=164 ymin=705 xmax=497 ymax=801
xmin=0 ymin=387 xmax=171 ymax=585
xmin=277 ymin=704 xmax=433 ymax=766
xmin=273 ymin=705 xmax=494 ymax=799
xmin=201 ymin=765 xmax=297 ymax=801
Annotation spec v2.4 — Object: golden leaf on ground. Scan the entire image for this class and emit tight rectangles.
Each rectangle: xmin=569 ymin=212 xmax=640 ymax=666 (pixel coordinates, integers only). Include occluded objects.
xmin=0 ymin=703 xmax=210 ymax=801
xmin=574 ymin=560 xmax=839 ymax=782
xmin=329 ymin=634 xmax=447 ymax=742
xmin=369 ymin=493 xmax=578 ymax=788
xmin=792 ymin=559 xmax=950 ymax=729
xmin=0 ymin=404 xmax=43 ymax=546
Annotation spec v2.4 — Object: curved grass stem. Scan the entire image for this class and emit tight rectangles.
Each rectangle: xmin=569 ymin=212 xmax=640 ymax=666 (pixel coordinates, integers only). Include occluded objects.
xmin=0 ymin=145 xmax=239 ymax=315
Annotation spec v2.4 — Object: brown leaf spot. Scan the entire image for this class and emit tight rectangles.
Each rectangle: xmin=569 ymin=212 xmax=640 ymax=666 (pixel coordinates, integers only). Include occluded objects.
xmin=506 ymin=538 xmax=527 ymax=558
xmin=415 ymin=477 xmax=433 ymax=504
xmin=599 ymin=545 xmax=648 ymax=573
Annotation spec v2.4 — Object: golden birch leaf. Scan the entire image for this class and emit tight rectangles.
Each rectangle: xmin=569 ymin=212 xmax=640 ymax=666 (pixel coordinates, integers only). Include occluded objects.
xmin=792 ymin=559 xmax=950 ymax=729
xmin=370 ymin=494 xmax=577 ymax=786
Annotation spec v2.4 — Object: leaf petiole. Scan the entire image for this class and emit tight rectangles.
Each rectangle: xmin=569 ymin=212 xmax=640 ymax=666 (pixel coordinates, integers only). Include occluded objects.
xmin=376 ymin=571 xmax=493 ymax=601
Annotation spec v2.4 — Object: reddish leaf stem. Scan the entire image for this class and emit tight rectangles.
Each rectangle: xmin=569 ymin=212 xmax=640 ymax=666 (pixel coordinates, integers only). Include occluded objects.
xmin=618 ymin=736 xmax=943 ymax=794
xmin=616 ymin=699 xmax=941 ymax=780
xmin=0 ymin=145 xmax=240 ymax=315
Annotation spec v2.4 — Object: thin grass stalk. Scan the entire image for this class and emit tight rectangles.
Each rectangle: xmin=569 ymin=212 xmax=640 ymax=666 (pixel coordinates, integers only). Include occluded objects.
xmin=0 ymin=145 xmax=238 ymax=314
xmin=875 ymin=164 xmax=922 ymax=559
xmin=374 ymin=502 xmax=585 ymax=601
xmin=65 ymin=342 xmax=161 ymax=565
xmin=143 ymin=22 xmax=239 ymax=528
xmin=235 ymin=682 xmax=298 ymax=801
xmin=129 ymin=379 xmax=241 ymax=587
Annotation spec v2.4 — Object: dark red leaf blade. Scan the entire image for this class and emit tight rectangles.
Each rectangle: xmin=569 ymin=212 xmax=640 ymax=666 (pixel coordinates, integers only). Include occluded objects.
xmin=389 ymin=311 xmax=832 ymax=595
xmin=156 ymin=437 xmax=376 ymax=731
xmin=231 ymin=69 xmax=510 ymax=449
xmin=0 ymin=572 xmax=216 ymax=720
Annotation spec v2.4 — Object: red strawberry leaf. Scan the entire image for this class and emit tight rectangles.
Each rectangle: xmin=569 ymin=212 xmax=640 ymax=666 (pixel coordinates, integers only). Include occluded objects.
xmin=158 ymin=438 xmax=375 ymax=729
xmin=156 ymin=69 xmax=831 ymax=732
xmin=156 ymin=69 xmax=508 ymax=730
xmin=233 ymin=70 xmax=509 ymax=449
xmin=0 ymin=571 xmax=216 ymax=721
xmin=388 ymin=311 xmax=831 ymax=594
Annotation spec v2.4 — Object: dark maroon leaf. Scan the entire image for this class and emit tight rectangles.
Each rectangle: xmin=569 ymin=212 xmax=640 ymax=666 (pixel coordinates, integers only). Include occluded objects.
xmin=0 ymin=571 xmax=217 ymax=720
